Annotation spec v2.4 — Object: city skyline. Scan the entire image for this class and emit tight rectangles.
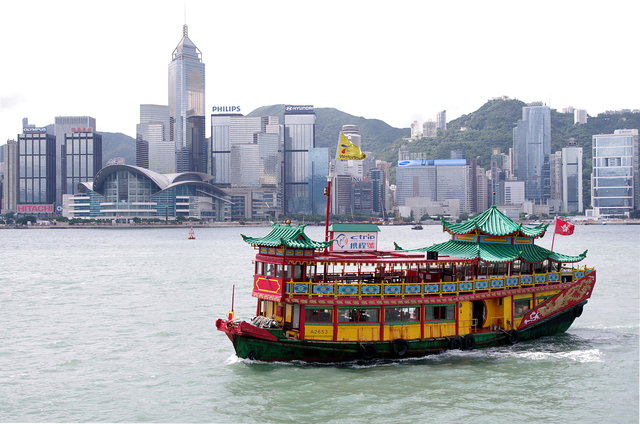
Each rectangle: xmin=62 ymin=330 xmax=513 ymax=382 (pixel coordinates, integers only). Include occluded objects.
xmin=1 ymin=0 xmax=639 ymax=141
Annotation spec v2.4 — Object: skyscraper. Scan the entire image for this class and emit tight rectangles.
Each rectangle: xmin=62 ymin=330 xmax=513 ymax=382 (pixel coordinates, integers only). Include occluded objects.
xmin=513 ymin=103 xmax=551 ymax=202
xmin=436 ymin=110 xmax=447 ymax=131
xmin=136 ymin=104 xmax=173 ymax=173
xmin=169 ymin=25 xmax=206 ymax=173
xmin=283 ymin=105 xmax=316 ymax=214
xmin=2 ymin=139 xmax=17 ymax=213
xmin=17 ymin=126 xmax=56 ymax=209
xmin=63 ymin=130 xmax=102 ymax=195
xmin=562 ymin=139 xmax=583 ymax=213
xmin=591 ymin=129 xmax=638 ymax=217
xmin=54 ymin=116 xmax=96 ymax=204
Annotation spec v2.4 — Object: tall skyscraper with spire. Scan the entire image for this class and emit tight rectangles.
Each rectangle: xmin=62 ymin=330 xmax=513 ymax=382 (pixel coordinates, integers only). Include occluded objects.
xmin=169 ymin=25 xmax=206 ymax=173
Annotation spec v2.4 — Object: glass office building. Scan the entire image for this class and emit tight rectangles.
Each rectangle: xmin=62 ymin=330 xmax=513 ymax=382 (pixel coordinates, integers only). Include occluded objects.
xmin=169 ymin=25 xmax=206 ymax=173
xmin=63 ymin=130 xmax=102 ymax=196
xmin=396 ymin=159 xmax=474 ymax=213
xmin=66 ymin=164 xmax=230 ymax=220
xmin=284 ymin=105 xmax=316 ymax=214
xmin=591 ymin=129 xmax=639 ymax=217
xmin=513 ymin=104 xmax=551 ymax=202
xmin=54 ymin=116 xmax=96 ymax=203
xmin=17 ymin=127 xmax=56 ymax=206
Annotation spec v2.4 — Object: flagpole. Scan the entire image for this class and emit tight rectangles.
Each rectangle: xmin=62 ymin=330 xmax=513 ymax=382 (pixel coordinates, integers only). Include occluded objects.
xmin=324 ymin=174 xmax=332 ymax=246
xmin=551 ymin=216 xmax=557 ymax=252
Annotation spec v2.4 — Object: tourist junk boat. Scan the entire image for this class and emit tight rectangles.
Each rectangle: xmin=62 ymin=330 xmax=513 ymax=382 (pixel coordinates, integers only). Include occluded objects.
xmin=216 ymin=206 xmax=596 ymax=362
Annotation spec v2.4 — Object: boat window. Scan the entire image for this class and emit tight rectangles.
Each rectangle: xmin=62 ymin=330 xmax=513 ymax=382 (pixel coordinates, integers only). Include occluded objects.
xmin=264 ymin=263 xmax=276 ymax=277
xmin=293 ymin=265 xmax=304 ymax=280
xmin=534 ymin=261 xmax=544 ymax=273
xmin=491 ymin=263 xmax=507 ymax=276
xmin=514 ymin=299 xmax=531 ymax=316
xmin=255 ymin=261 xmax=263 ymax=275
xmin=306 ymin=265 xmax=315 ymax=279
xmin=512 ymin=260 xmax=521 ymax=273
xmin=305 ymin=307 xmax=332 ymax=323
xmin=275 ymin=264 xmax=283 ymax=278
xmin=283 ymin=265 xmax=292 ymax=279
xmin=385 ymin=306 xmax=419 ymax=323
xmin=520 ymin=262 xmax=532 ymax=274
xmin=338 ymin=308 xmax=380 ymax=323
xmin=425 ymin=304 xmax=455 ymax=321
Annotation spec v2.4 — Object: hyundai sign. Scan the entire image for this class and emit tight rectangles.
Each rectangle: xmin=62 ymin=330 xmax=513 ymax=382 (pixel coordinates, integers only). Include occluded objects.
xmin=284 ymin=105 xmax=314 ymax=114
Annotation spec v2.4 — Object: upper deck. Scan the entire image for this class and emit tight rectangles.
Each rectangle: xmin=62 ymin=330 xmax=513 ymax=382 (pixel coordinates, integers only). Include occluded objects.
xmin=251 ymin=247 xmax=592 ymax=304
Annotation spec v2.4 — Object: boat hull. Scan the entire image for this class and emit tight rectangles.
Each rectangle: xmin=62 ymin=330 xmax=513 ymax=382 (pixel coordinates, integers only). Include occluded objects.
xmin=217 ymin=301 xmax=587 ymax=362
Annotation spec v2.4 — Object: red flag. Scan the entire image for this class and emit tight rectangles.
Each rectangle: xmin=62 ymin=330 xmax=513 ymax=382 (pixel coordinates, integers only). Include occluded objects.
xmin=555 ymin=218 xmax=575 ymax=236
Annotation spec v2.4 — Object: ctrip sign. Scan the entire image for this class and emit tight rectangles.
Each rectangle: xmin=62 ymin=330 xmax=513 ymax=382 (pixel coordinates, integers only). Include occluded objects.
xmin=332 ymin=232 xmax=378 ymax=252
xmin=17 ymin=204 xmax=54 ymax=214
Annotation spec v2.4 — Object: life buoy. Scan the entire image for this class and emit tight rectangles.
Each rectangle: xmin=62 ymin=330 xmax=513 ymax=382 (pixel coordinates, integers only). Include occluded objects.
xmin=391 ymin=339 xmax=409 ymax=357
xmin=462 ymin=334 xmax=475 ymax=350
xmin=449 ymin=336 xmax=463 ymax=350
xmin=573 ymin=304 xmax=584 ymax=318
xmin=359 ymin=343 xmax=377 ymax=360
xmin=507 ymin=330 xmax=519 ymax=345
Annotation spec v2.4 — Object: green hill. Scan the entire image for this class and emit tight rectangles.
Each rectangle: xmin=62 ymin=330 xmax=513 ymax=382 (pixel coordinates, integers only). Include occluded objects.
xmin=248 ymin=105 xmax=408 ymax=153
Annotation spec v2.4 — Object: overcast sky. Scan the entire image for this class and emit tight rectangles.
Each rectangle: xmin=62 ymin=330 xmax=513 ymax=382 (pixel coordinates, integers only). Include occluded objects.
xmin=1 ymin=0 xmax=638 ymax=140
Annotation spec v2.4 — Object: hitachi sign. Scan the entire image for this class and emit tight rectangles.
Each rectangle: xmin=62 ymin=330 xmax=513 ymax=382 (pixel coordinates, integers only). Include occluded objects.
xmin=212 ymin=106 xmax=241 ymax=113
xmin=17 ymin=204 xmax=54 ymax=213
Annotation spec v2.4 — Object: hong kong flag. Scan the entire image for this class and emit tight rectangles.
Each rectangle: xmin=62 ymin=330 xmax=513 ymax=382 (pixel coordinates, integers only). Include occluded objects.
xmin=555 ymin=218 xmax=575 ymax=236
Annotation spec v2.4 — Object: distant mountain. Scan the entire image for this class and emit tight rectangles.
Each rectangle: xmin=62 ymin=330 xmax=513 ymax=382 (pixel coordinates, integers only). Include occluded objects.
xmin=98 ymin=132 xmax=136 ymax=167
xmin=248 ymin=105 xmax=409 ymax=154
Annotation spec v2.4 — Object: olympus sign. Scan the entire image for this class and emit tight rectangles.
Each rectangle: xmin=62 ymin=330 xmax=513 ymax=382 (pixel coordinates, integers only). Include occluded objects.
xmin=22 ymin=127 xmax=47 ymax=133
xmin=212 ymin=106 xmax=241 ymax=113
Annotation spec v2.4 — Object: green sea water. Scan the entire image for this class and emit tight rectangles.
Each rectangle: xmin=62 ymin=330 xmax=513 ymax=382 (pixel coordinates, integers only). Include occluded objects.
xmin=0 ymin=224 xmax=637 ymax=423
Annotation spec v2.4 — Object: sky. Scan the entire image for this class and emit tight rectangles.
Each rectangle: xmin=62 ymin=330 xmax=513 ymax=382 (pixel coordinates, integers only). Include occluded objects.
xmin=1 ymin=0 xmax=638 ymax=141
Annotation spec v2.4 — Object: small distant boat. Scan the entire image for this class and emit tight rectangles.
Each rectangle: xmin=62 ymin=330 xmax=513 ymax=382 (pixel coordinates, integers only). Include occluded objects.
xmin=411 ymin=225 xmax=423 ymax=230
xmin=187 ymin=228 xmax=196 ymax=240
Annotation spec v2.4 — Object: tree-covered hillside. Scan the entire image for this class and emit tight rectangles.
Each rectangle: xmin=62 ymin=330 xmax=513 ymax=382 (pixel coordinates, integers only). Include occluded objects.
xmin=248 ymin=105 xmax=408 ymax=153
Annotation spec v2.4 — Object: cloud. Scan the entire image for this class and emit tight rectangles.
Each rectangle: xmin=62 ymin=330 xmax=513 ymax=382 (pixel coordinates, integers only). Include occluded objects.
xmin=0 ymin=94 xmax=25 ymax=110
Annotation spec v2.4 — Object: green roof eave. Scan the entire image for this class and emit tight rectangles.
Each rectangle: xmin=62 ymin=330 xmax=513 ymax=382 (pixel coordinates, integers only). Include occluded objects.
xmin=329 ymin=223 xmax=380 ymax=232
xmin=395 ymin=239 xmax=587 ymax=263
xmin=242 ymin=223 xmax=332 ymax=249
xmin=441 ymin=206 xmax=548 ymax=238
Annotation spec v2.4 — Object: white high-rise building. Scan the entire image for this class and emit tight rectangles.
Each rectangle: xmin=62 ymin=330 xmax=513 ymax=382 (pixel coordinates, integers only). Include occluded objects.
xmin=574 ymin=109 xmax=588 ymax=125
xmin=54 ymin=116 xmax=96 ymax=204
xmin=137 ymin=104 xmax=174 ymax=173
xmin=562 ymin=140 xmax=583 ymax=213
xmin=591 ymin=129 xmax=638 ymax=217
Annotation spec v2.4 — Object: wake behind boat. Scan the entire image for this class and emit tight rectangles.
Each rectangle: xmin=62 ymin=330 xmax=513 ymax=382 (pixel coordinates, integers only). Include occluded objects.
xmin=216 ymin=206 xmax=595 ymax=362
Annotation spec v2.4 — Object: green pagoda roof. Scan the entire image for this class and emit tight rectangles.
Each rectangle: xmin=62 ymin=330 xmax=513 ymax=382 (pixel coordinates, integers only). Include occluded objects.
xmin=242 ymin=223 xmax=333 ymax=249
xmin=394 ymin=240 xmax=587 ymax=264
xmin=441 ymin=206 xmax=548 ymax=238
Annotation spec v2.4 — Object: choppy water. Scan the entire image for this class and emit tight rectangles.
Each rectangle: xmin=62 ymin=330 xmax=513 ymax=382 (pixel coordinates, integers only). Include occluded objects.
xmin=0 ymin=224 xmax=638 ymax=423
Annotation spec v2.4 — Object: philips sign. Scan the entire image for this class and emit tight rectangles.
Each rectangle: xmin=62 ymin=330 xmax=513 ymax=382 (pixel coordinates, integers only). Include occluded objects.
xmin=212 ymin=106 xmax=241 ymax=113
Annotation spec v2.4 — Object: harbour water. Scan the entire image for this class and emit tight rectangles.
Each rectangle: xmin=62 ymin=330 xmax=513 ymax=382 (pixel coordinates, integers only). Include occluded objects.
xmin=0 ymin=224 xmax=638 ymax=423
